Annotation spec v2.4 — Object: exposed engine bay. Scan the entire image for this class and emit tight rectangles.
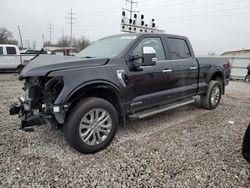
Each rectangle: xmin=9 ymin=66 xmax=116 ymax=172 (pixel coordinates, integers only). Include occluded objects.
xmin=9 ymin=76 xmax=64 ymax=129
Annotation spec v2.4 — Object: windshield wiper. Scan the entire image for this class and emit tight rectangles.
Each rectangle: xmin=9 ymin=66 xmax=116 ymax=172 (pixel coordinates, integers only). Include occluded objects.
xmin=30 ymin=48 xmax=44 ymax=61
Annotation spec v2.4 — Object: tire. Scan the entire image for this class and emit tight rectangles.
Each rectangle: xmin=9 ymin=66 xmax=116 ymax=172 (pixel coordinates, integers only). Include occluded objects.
xmin=242 ymin=123 xmax=250 ymax=163
xmin=200 ymin=80 xmax=222 ymax=110
xmin=245 ymin=75 xmax=250 ymax=82
xmin=16 ymin=65 xmax=24 ymax=74
xmin=64 ymin=97 xmax=118 ymax=154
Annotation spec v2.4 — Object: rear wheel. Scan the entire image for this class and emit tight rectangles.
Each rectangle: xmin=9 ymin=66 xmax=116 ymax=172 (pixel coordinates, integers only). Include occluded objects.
xmin=64 ymin=97 xmax=118 ymax=154
xmin=200 ymin=80 xmax=222 ymax=110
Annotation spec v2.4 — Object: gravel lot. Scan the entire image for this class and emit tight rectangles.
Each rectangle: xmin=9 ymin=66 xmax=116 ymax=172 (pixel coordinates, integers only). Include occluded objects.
xmin=0 ymin=74 xmax=250 ymax=187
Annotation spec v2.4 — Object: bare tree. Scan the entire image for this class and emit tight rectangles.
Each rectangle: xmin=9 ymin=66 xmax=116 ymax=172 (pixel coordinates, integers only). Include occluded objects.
xmin=56 ymin=35 xmax=89 ymax=51
xmin=0 ymin=27 xmax=18 ymax=45
xmin=57 ymin=36 xmax=72 ymax=47
xmin=75 ymin=37 xmax=90 ymax=51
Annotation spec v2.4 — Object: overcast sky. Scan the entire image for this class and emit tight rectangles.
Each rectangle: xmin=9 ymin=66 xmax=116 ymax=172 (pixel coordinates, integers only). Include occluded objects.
xmin=1 ymin=0 xmax=250 ymax=55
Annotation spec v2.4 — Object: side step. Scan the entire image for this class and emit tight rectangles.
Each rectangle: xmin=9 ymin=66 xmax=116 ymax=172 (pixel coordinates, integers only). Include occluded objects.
xmin=128 ymin=99 xmax=196 ymax=121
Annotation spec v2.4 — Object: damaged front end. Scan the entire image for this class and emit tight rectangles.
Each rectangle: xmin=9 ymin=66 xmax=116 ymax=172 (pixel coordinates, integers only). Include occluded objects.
xmin=9 ymin=76 xmax=68 ymax=129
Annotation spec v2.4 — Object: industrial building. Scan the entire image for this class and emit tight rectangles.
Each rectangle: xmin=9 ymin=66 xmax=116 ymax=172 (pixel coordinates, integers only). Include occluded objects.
xmin=222 ymin=49 xmax=250 ymax=57
xmin=221 ymin=49 xmax=250 ymax=79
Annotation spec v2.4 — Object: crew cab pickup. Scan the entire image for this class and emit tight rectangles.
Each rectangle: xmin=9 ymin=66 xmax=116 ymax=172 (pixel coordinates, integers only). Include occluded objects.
xmin=0 ymin=44 xmax=34 ymax=72
xmin=9 ymin=33 xmax=231 ymax=153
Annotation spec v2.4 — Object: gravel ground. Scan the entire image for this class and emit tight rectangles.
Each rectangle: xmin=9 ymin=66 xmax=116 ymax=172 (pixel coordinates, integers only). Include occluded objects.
xmin=0 ymin=74 xmax=250 ymax=187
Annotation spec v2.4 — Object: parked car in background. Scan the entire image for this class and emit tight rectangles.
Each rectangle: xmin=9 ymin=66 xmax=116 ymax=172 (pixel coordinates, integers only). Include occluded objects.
xmin=21 ymin=49 xmax=55 ymax=55
xmin=0 ymin=44 xmax=34 ymax=72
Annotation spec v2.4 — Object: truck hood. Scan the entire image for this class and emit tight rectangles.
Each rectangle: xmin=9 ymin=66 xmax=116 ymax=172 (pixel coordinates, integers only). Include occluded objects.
xmin=20 ymin=55 xmax=109 ymax=77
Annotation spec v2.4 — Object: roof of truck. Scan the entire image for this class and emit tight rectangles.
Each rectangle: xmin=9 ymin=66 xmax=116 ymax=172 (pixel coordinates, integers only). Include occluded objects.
xmin=103 ymin=32 xmax=187 ymax=40
xmin=0 ymin=44 xmax=19 ymax=48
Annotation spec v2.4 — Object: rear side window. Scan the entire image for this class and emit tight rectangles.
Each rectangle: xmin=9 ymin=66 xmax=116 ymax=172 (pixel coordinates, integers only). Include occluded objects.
xmin=0 ymin=47 xmax=3 ymax=55
xmin=6 ymin=47 xmax=16 ymax=55
xmin=166 ymin=38 xmax=191 ymax=60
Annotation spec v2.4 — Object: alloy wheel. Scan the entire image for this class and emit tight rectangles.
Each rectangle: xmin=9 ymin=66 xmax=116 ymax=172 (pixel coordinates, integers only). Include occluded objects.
xmin=79 ymin=108 xmax=112 ymax=146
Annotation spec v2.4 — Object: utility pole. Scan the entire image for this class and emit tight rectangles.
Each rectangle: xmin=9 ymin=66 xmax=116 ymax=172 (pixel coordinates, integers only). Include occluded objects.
xmin=62 ymin=28 xmax=64 ymax=39
xmin=66 ymin=8 xmax=77 ymax=45
xmin=42 ymin=34 xmax=45 ymax=47
xmin=47 ymin=23 xmax=53 ymax=46
xmin=126 ymin=0 xmax=138 ymax=20
xmin=17 ymin=25 xmax=24 ymax=49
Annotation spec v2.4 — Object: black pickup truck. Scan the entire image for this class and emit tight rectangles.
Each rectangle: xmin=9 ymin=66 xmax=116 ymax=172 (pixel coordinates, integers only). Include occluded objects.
xmin=10 ymin=33 xmax=231 ymax=153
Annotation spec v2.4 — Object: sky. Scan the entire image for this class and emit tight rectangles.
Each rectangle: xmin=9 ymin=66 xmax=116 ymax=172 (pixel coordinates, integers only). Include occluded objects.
xmin=1 ymin=0 xmax=250 ymax=55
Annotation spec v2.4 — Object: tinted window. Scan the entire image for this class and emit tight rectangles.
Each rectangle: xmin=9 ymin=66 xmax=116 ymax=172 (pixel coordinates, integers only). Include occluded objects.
xmin=167 ymin=38 xmax=191 ymax=60
xmin=132 ymin=37 xmax=165 ymax=62
xmin=0 ymin=47 xmax=3 ymax=55
xmin=6 ymin=47 xmax=16 ymax=55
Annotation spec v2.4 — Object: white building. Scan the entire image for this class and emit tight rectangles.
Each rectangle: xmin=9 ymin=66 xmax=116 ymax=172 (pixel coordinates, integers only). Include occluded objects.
xmin=222 ymin=49 xmax=250 ymax=57
xmin=221 ymin=50 xmax=250 ymax=79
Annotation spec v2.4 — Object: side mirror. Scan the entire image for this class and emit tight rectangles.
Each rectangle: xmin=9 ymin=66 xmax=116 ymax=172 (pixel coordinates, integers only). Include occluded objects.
xmin=142 ymin=47 xmax=157 ymax=66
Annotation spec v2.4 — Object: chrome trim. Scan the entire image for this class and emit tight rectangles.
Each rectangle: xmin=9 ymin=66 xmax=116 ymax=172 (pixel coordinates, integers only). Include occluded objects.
xmin=190 ymin=66 xmax=198 ymax=70
xmin=162 ymin=69 xmax=172 ymax=73
xmin=117 ymin=69 xmax=126 ymax=87
xmin=130 ymin=101 xmax=143 ymax=107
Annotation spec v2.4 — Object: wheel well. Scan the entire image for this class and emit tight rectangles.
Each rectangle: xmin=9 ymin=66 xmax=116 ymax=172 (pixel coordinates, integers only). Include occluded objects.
xmin=68 ymin=85 xmax=122 ymax=117
xmin=211 ymin=72 xmax=223 ymax=81
xmin=210 ymin=71 xmax=224 ymax=93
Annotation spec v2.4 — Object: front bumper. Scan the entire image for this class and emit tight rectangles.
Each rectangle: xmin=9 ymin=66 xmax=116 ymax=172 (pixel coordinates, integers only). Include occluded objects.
xmin=9 ymin=100 xmax=69 ymax=129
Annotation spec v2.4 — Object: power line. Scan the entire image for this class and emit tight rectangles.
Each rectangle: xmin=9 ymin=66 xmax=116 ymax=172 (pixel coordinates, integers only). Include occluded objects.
xmin=164 ymin=10 xmax=250 ymax=24
xmin=142 ymin=0 xmax=247 ymax=17
xmin=22 ymin=0 xmax=66 ymax=26
xmin=160 ymin=5 xmax=250 ymax=23
xmin=65 ymin=8 xmax=77 ymax=43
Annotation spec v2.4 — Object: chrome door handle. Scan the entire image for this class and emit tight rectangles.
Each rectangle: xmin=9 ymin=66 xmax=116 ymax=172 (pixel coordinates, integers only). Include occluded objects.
xmin=190 ymin=66 xmax=198 ymax=70
xmin=162 ymin=69 xmax=172 ymax=73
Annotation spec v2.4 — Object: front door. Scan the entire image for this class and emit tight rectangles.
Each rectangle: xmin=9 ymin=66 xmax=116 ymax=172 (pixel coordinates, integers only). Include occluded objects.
xmin=127 ymin=36 xmax=173 ymax=112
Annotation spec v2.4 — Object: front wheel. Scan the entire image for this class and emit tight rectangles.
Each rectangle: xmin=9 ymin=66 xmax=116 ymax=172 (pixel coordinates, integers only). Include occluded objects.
xmin=64 ymin=97 xmax=118 ymax=154
xmin=200 ymin=80 xmax=222 ymax=110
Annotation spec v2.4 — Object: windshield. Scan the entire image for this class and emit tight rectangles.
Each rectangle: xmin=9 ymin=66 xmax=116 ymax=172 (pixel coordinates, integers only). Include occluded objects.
xmin=76 ymin=35 xmax=137 ymax=58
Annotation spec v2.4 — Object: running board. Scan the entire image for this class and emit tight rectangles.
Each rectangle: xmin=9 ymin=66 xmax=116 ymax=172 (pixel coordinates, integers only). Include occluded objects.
xmin=128 ymin=99 xmax=195 ymax=120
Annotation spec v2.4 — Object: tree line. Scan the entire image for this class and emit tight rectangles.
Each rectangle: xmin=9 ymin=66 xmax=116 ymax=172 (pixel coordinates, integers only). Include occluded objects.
xmin=0 ymin=27 xmax=90 ymax=51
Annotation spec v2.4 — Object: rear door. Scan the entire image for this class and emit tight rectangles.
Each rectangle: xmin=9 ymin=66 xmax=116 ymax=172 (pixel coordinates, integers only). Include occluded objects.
xmin=165 ymin=37 xmax=198 ymax=99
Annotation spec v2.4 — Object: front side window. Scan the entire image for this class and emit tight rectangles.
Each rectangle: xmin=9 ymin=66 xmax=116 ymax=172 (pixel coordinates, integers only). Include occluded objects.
xmin=166 ymin=38 xmax=191 ymax=60
xmin=132 ymin=37 xmax=165 ymax=63
xmin=6 ymin=47 xmax=16 ymax=55
xmin=0 ymin=47 xmax=3 ymax=55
